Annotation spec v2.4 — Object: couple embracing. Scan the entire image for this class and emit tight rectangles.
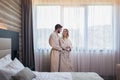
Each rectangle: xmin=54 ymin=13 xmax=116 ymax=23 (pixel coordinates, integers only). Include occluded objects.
xmin=49 ymin=24 xmax=73 ymax=72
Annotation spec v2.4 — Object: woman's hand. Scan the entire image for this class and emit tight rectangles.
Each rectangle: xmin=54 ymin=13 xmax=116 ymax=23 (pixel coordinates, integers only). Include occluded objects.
xmin=66 ymin=46 xmax=70 ymax=49
xmin=65 ymin=46 xmax=71 ymax=52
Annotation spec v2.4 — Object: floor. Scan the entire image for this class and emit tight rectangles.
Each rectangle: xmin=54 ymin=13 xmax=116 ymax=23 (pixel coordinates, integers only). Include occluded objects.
xmin=103 ymin=77 xmax=115 ymax=80
xmin=101 ymin=75 xmax=116 ymax=80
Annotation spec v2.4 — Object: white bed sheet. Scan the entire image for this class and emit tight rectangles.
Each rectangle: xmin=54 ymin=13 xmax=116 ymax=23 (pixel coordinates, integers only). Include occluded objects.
xmin=32 ymin=72 xmax=104 ymax=80
xmin=33 ymin=72 xmax=72 ymax=80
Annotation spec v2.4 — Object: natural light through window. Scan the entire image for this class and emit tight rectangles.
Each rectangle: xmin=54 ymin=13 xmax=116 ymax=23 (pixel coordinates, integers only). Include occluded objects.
xmin=63 ymin=7 xmax=85 ymax=49
xmin=35 ymin=5 xmax=113 ymax=50
xmin=37 ymin=6 xmax=61 ymax=29
xmin=88 ymin=6 xmax=113 ymax=50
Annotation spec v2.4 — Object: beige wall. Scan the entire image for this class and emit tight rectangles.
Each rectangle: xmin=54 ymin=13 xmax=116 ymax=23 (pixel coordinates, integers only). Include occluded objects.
xmin=0 ymin=0 xmax=22 ymax=59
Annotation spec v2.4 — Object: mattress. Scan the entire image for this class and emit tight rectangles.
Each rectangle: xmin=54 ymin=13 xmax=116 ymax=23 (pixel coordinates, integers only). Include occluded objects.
xmin=33 ymin=72 xmax=104 ymax=80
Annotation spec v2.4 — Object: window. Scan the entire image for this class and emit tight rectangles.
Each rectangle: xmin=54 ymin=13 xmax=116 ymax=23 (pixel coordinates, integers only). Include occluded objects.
xmin=35 ymin=6 xmax=61 ymax=49
xmin=63 ymin=7 xmax=85 ymax=49
xmin=34 ymin=5 xmax=113 ymax=50
xmin=88 ymin=6 xmax=113 ymax=50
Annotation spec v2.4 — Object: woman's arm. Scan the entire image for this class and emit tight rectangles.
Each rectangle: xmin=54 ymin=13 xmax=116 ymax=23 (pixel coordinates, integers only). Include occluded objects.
xmin=59 ymin=38 xmax=72 ymax=52
xmin=67 ymin=39 xmax=72 ymax=51
xmin=59 ymin=38 xmax=66 ymax=50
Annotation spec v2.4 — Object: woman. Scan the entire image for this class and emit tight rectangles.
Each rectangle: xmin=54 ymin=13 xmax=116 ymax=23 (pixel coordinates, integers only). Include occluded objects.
xmin=59 ymin=29 xmax=73 ymax=72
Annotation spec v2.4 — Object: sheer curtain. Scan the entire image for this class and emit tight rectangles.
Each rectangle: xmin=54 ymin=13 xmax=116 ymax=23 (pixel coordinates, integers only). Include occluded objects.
xmin=32 ymin=0 xmax=120 ymax=79
xmin=63 ymin=6 xmax=115 ymax=79
xmin=33 ymin=6 xmax=61 ymax=71
xmin=115 ymin=0 xmax=120 ymax=65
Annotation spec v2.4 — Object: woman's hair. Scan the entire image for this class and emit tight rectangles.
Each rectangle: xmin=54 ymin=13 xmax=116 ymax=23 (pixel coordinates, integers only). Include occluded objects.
xmin=62 ymin=28 xmax=69 ymax=38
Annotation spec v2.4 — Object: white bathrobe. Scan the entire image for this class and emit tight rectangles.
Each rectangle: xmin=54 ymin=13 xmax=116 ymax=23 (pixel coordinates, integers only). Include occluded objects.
xmin=59 ymin=38 xmax=73 ymax=72
xmin=49 ymin=32 xmax=62 ymax=72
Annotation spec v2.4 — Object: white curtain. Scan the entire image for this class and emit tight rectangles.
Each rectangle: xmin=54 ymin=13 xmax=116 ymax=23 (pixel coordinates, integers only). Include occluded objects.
xmin=71 ymin=50 xmax=115 ymax=76
xmin=115 ymin=0 xmax=120 ymax=64
xmin=33 ymin=0 xmax=120 ymax=79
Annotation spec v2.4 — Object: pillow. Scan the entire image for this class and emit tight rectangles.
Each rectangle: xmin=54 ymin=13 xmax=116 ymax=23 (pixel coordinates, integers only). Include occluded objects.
xmin=12 ymin=67 xmax=36 ymax=80
xmin=0 ymin=54 xmax=12 ymax=69
xmin=0 ymin=70 xmax=13 ymax=80
xmin=0 ymin=58 xmax=25 ymax=76
xmin=0 ymin=70 xmax=9 ymax=80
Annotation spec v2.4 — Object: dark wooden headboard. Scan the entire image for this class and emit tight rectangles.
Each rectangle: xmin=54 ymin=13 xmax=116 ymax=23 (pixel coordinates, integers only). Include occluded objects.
xmin=0 ymin=29 xmax=19 ymax=60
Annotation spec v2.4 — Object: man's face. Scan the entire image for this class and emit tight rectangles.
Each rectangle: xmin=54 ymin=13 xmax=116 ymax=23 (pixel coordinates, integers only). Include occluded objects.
xmin=58 ymin=28 xmax=62 ymax=33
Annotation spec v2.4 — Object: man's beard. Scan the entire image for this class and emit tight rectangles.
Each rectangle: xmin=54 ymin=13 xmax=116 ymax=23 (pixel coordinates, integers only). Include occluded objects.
xmin=58 ymin=30 xmax=60 ymax=33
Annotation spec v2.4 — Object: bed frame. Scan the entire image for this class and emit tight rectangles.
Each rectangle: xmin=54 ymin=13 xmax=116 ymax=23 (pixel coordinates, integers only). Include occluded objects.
xmin=0 ymin=29 xmax=19 ymax=59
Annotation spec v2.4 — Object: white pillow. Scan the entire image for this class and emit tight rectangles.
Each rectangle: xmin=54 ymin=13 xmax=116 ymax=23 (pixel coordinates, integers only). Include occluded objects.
xmin=0 ymin=58 xmax=25 ymax=76
xmin=0 ymin=54 xmax=12 ymax=69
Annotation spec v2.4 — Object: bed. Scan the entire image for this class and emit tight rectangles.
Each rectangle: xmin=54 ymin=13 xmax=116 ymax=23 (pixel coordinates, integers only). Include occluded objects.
xmin=33 ymin=72 xmax=104 ymax=80
xmin=0 ymin=29 xmax=104 ymax=80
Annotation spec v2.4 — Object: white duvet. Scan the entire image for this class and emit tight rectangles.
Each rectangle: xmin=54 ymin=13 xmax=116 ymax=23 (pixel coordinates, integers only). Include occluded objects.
xmin=32 ymin=72 xmax=72 ymax=80
xmin=32 ymin=72 xmax=104 ymax=80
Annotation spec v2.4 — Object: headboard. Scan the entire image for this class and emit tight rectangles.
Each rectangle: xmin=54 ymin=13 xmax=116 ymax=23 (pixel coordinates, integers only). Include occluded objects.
xmin=0 ymin=38 xmax=11 ymax=59
xmin=0 ymin=29 xmax=19 ymax=60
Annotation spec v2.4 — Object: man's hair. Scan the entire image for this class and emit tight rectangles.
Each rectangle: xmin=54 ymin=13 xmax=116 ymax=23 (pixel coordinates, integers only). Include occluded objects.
xmin=55 ymin=24 xmax=62 ymax=30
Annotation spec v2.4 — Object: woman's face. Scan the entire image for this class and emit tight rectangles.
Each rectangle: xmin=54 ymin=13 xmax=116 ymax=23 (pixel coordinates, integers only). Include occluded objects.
xmin=62 ymin=29 xmax=68 ymax=38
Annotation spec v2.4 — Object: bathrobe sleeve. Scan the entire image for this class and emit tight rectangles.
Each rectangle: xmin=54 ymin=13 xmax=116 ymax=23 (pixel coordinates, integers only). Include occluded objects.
xmin=49 ymin=33 xmax=62 ymax=51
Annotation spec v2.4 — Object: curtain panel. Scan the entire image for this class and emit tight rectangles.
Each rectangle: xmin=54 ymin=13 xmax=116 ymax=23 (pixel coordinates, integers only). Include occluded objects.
xmin=21 ymin=0 xmax=35 ymax=70
xmin=115 ymin=0 xmax=120 ymax=64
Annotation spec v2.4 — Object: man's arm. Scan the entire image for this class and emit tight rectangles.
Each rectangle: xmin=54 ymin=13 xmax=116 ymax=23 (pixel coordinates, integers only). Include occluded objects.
xmin=49 ymin=34 xmax=62 ymax=51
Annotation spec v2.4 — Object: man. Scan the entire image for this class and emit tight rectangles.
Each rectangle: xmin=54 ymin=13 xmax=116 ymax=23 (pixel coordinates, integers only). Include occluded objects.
xmin=49 ymin=24 xmax=63 ymax=72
